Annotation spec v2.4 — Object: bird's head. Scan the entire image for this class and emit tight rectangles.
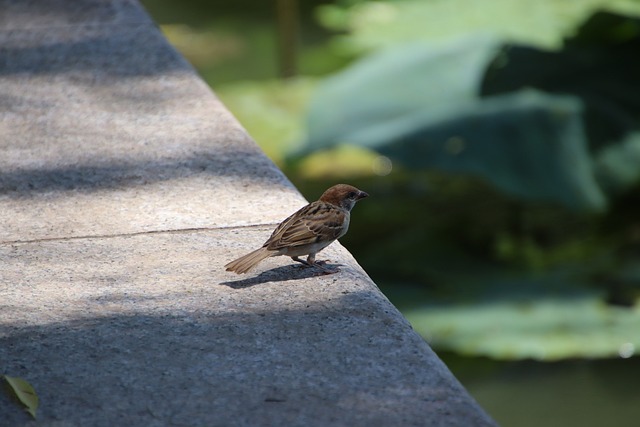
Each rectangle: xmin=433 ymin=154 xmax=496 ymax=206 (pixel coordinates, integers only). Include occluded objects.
xmin=319 ymin=184 xmax=368 ymax=211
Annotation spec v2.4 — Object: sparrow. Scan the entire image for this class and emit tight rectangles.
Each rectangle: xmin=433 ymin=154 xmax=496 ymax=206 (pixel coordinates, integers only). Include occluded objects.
xmin=225 ymin=184 xmax=368 ymax=274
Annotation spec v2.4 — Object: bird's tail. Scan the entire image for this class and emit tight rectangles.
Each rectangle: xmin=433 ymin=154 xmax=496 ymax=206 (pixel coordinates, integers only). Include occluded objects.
xmin=225 ymin=247 xmax=273 ymax=274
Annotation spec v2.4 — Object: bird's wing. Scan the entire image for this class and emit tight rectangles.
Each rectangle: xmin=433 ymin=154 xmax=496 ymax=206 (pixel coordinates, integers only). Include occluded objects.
xmin=265 ymin=202 xmax=347 ymax=250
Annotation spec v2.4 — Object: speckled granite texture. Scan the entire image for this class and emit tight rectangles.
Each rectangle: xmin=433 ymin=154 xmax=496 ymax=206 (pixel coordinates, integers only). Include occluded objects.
xmin=0 ymin=1 xmax=496 ymax=425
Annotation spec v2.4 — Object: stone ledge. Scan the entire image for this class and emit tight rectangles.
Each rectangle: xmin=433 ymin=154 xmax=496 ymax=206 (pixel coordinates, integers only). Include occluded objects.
xmin=0 ymin=1 xmax=497 ymax=425
xmin=1 ymin=228 xmax=495 ymax=426
xmin=0 ymin=3 xmax=303 ymax=242
xmin=0 ymin=0 xmax=152 ymax=30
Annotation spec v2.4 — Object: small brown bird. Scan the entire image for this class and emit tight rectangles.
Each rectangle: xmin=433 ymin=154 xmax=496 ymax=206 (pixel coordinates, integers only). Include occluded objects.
xmin=225 ymin=184 xmax=368 ymax=274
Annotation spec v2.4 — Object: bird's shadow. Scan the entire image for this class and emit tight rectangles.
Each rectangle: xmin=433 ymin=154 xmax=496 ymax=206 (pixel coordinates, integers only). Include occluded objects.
xmin=219 ymin=263 xmax=341 ymax=289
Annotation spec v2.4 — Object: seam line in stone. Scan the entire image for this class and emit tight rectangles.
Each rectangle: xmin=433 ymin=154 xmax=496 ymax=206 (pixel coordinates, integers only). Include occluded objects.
xmin=0 ymin=223 xmax=279 ymax=245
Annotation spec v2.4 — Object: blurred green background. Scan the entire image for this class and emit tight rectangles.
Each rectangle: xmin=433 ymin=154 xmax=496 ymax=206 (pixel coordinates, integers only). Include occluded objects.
xmin=141 ymin=1 xmax=640 ymax=425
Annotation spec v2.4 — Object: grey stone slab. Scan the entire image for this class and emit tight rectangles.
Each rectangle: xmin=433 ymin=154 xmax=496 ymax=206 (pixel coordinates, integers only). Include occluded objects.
xmin=0 ymin=18 xmax=303 ymax=243
xmin=0 ymin=228 xmax=496 ymax=426
xmin=0 ymin=0 xmax=152 ymax=30
xmin=0 ymin=1 xmax=497 ymax=425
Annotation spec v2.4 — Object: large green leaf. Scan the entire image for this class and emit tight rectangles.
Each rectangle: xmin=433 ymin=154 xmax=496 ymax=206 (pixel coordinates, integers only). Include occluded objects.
xmin=304 ymin=36 xmax=501 ymax=151
xmin=385 ymin=271 xmax=640 ymax=361
xmin=378 ymin=91 xmax=606 ymax=211
xmin=302 ymin=37 xmax=606 ymax=211
xmin=595 ymin=132 xmax=640 ymax=192
xmin=317 ymin=0 xmax=640 ymax=52
xmin=481 ymin=11 xmax=640 ymax=193
xmin=406 ymin=294 xmax=640 ymax=361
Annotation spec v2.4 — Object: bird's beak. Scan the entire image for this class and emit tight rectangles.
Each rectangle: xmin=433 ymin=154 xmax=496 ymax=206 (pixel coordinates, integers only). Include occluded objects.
xmin=357 ymin=191 xmax=369 ymax=200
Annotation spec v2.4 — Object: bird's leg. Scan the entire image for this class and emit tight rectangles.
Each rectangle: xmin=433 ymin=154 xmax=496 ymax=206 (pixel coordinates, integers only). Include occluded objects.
xmin=308 ymin=253 xmax=337 ymax=274
xmin=291 ymin=254 xmax=322 ymax=267
xmin=291 ymin=256 xmax=311 ymax=266
xmin=307 ymin=254 xmax=332 ymax=267
xmin=292 ymin=254 xmax=337 ymax=274
xmin=306 ymin=253 xmax=321 ymax=265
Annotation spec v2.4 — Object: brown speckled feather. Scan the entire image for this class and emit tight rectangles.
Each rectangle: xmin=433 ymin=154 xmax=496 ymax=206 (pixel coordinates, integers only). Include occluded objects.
xmin=264 ymin=201 xmax=347 ymax=250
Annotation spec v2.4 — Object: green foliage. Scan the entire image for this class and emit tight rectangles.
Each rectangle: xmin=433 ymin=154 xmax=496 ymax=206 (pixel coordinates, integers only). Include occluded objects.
xmin=159 ymin=21 xmax=280 ymax=83
xmin=216 ymin=78 xmax=317 ymax=164
xmin=596 ymin=133 xmax=640 ymax=192
xmin=482 ymin=12 xmax=640 ymax=195
xmin=294 ymin=144 xmax=386 ymax=179
xmin=301 ymin=11 xmax=640 ymax=212
xmin=304 ymin=35 xmax=500 ymax=151
xmin=294 ymin=168 xmax=640 ymax=361
xmin=3 ymin=375 xmax=39 ymax=419
xmin=317 ymin=0 xmax=640 ymax=53
xmin=401 ymin=281 xmax=640 ymax=360
xmin=302 ymin=36 xmax=615 ymax=210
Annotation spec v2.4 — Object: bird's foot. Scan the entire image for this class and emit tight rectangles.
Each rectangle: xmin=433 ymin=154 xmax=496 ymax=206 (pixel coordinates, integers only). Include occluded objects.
xmin=292 ymin=256 xmax=311 ymax=267
xmin=292 ymin=257 xmax=338 ymax=274
xmin=313 ymin=260 xmax=339 ymax=274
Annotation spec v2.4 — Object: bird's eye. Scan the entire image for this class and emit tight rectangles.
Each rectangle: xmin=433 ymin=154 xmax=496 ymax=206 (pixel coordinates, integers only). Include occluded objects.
xmin=348 ymin=191 xmax=356 ymax=198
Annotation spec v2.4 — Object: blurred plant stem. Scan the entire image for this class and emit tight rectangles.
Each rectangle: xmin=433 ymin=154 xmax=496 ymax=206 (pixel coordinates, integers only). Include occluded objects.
xmin=276 ymin=0 xmax=299 ymax=78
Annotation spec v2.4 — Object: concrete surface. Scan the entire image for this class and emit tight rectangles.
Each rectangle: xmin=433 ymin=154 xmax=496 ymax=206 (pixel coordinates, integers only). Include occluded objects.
xmin=0 ymin=0 xmax=497 ymax=425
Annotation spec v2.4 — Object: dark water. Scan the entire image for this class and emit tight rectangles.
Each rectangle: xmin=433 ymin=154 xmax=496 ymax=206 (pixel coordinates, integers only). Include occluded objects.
xmin=443 ymin=353 xmax=640 ymax=427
